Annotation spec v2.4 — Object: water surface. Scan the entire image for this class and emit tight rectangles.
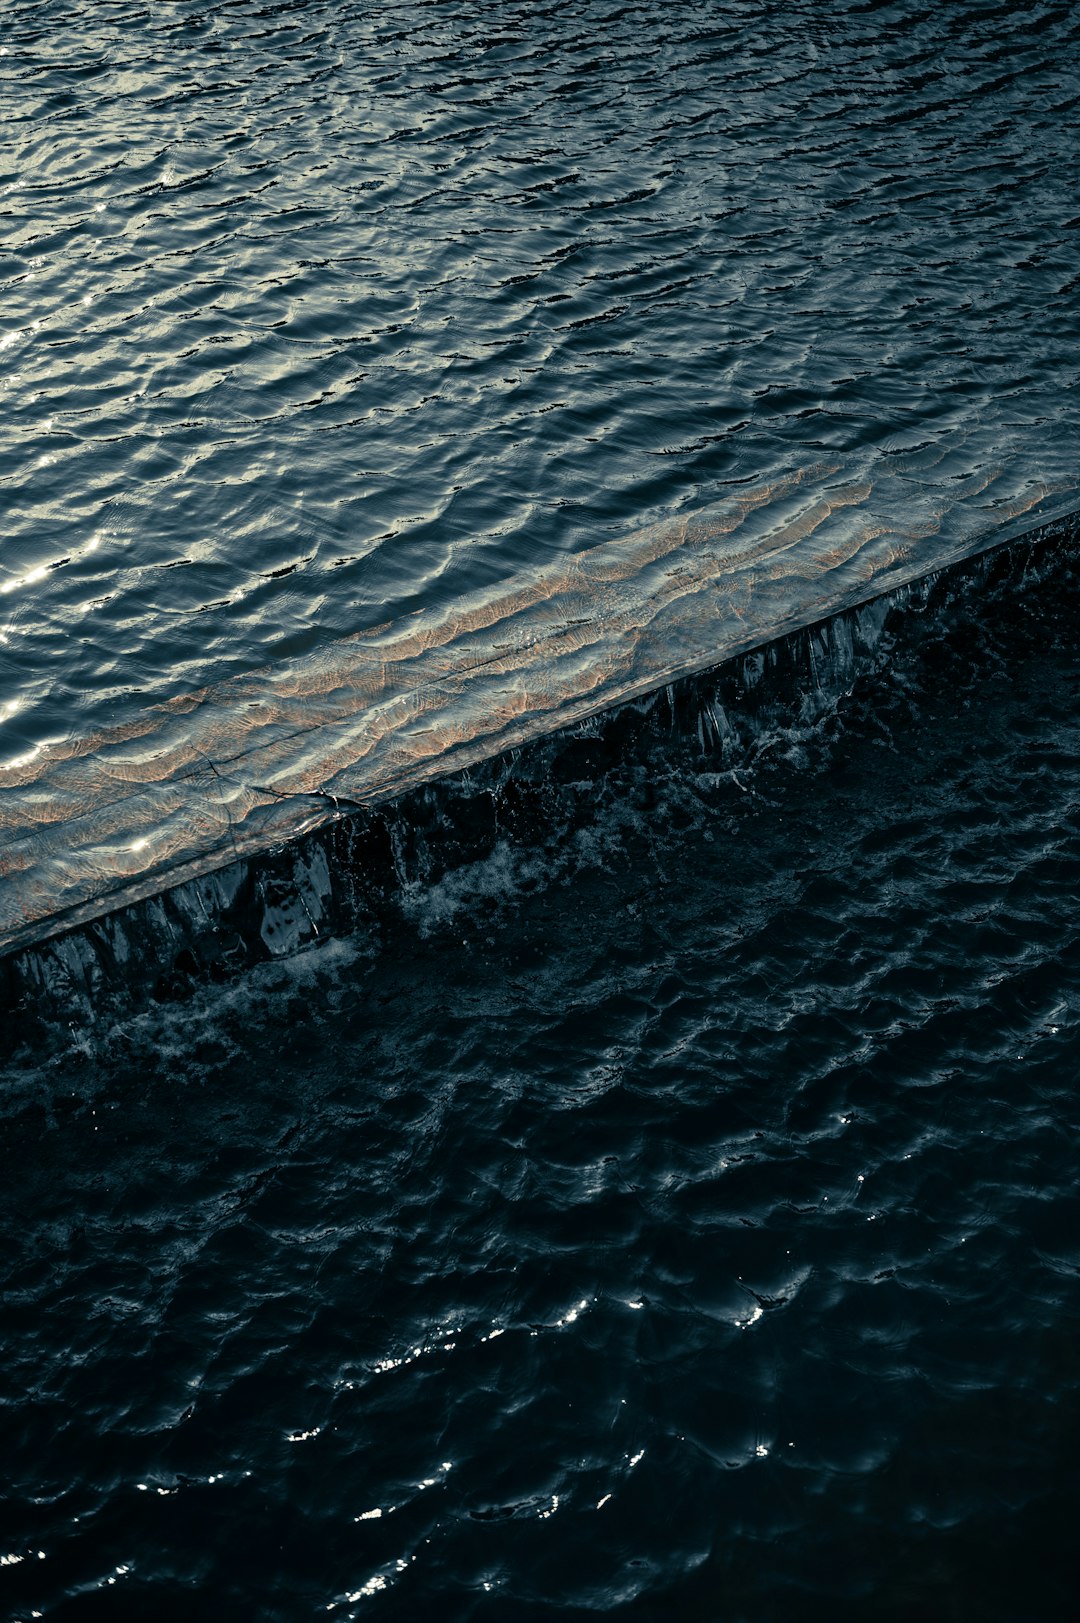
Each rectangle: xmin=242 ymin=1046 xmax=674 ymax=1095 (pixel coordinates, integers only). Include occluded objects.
xmin=3 ymin=2 xmax=1080 ymax=1619
xmin=2 ymin=0 xmax=1078 ymax=759
xmin=4 ymin=551 xmax=1080 ymax=1619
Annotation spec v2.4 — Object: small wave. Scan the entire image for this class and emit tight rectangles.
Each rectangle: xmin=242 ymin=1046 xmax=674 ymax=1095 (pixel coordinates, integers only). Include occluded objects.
xmin=1 ymin=464 xmax=1077 ymax=978
xmin=3 ymin=511 xmax=1078 ymax=1052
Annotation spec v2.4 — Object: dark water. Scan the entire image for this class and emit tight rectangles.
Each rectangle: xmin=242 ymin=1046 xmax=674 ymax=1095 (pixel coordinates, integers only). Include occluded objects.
xmin=4 ymin=0 xmax=1080 ymax=1618
xmin=5 ymin=544 xmax=1080 ymax=1620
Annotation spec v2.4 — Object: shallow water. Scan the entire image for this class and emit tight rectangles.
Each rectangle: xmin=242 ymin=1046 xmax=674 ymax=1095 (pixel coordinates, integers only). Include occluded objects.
xmin=3 ymin=1 xmax=1080 ymax=1618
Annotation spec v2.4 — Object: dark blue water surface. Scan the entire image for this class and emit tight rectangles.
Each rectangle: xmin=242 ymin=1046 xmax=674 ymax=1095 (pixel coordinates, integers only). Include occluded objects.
xmin=5 ymin=549 xmax=1080 ymax=1620
xmin=3 ymin=0 xmax=1080 ymax=1618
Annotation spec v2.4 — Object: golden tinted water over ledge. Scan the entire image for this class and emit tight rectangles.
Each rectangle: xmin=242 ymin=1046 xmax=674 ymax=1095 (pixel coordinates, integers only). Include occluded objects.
xmin=1 ymin=450 xmax=1076 ymax=958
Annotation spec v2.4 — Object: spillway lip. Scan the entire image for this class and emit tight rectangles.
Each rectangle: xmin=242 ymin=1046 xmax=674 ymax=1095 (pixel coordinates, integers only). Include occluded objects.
xmin=2 ymin=473 xmax=1078 ymax=965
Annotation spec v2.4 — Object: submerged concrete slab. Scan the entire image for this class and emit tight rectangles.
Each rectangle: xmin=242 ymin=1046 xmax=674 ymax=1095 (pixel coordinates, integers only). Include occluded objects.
xmin=1 ymin=448 xmax=1077 ymax=958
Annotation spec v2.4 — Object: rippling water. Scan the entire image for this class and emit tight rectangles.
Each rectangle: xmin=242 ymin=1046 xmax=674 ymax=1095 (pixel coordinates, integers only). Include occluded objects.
xmin=4 ymin=548 xmax=1080 ymax=1619
xmin=4 ymin=1 xmax=1080 ymax=1618
xmin=3 ymin=0 xmax=1078 ymax=758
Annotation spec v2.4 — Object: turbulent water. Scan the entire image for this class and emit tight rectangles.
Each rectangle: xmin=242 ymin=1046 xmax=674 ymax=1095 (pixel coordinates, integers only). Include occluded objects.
xmin=3 ymin=0 xmax=1080 ymax=1618
xmin=4 ymin=540 xmax=1080 ymax=1621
